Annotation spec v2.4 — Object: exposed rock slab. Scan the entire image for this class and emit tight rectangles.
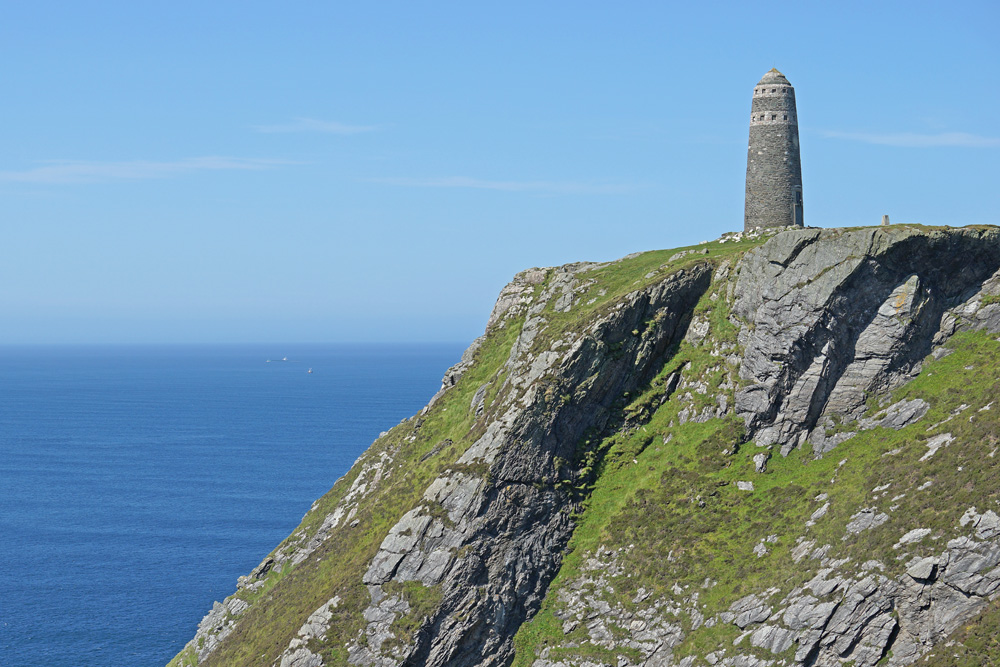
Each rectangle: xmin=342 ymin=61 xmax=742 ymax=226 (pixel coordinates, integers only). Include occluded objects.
xmin=733 ymin=226 xmax=1000 ymax=452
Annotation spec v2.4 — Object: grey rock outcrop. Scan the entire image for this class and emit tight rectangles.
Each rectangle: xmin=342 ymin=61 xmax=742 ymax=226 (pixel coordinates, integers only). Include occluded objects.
xmin=347 ymin=264 xmax=714 ymax=667
xmin=527 ymin=504 xmax=1000 ymax=667
xmin=858 ymin=398 xmax=930 ymax=431
xmin=733 ymin=226 xmax=1000 ymax=453
xmin=171 ymin=225 xmax=1000 ymax=667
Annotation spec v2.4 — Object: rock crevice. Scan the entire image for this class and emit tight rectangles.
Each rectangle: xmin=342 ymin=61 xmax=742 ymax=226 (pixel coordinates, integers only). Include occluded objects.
xmin=733 ymin=227 xmax=1000 ymax=453
xmin=348 ymin=264 xmax=714 ymax=667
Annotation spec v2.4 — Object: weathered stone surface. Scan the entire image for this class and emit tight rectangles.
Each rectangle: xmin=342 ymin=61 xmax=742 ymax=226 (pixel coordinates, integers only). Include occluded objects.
xmin=729 ymin=593 xmax=773 ymax=629
xmin=806 ymin=502 xmax=829 ymax=526
xmin=745 ymin=69 xmax=803 ymax=231
xmin=782 ymin=595 xmax=838 ymax=631
xmin=947 ymin=266 xmax=1000 ymax=335
xmin=858 ymin=398 xmax=930 ymax=431
xmin=919 ymin=432 xmax=954 ymax=461
xmin=280 ymin=648 xmax=323 ymax=667
xmin=894 ymin=528 xmax=932 ymax=549
xmin=733 ymin=226 xmax=1000 ymax=453
xmin=714 ymin=510 xmax=1000 ymax=667
xmin=844 ymin=508 xmax=890 ymax=536
xmin=175 ymin=227 xmax=1000 ymax=667
xmin=749 ymin=625 xmax=796 ymax=653
xmin=906 ymin=556 xmax=938 ymax=581
xmin=348 ymin=263 xmax=715 ymax=667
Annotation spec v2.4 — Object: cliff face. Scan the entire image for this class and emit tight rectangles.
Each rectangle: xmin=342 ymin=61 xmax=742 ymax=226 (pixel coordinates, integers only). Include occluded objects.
xmin=169 ymin=225 xmax=1000 ymax=667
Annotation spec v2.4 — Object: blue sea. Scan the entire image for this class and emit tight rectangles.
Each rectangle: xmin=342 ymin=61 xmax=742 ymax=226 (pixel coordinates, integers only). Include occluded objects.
xmin=0 ymin=343 xmax=464 ymax=667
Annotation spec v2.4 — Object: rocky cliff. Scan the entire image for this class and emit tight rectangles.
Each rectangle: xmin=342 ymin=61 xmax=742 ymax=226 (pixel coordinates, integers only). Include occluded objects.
xmin=169 ymin=224 xmax=1000 ymax=667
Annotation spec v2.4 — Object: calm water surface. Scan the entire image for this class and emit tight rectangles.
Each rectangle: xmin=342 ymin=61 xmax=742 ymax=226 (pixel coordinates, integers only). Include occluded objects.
xmin=0 ymin=343 xmax=464 ymax=666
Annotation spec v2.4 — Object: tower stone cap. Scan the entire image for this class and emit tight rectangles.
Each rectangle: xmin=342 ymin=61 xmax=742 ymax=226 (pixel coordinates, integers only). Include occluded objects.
xmin=757 ymin=68 xmax=791 ymax=86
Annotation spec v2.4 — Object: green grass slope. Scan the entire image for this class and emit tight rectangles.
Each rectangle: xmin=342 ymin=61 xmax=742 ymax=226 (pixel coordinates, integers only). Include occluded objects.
xmin=167 ymin=233 xmax=770 ymax=667
xmin=169 ymin=226 xmax=1000 ymax=667
xmin=513 ymin=325 xmax=1000 ymax=665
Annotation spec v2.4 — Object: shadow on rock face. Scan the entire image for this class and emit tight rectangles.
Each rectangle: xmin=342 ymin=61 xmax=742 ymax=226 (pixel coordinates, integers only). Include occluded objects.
xmin=733 ymin=226 xmax=1000 ymax=454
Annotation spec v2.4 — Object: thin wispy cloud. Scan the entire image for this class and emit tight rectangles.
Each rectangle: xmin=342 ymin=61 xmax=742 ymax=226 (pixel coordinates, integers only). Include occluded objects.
xmin=370 ymin=176 xmax=639 ymax=195
xmin=0 ymin=157 xmax=296 ymax=184
xmin=822 ymin=130 xmax=1000 ymax=148
xmin=253 ymin=117 xmax=377 ymax=134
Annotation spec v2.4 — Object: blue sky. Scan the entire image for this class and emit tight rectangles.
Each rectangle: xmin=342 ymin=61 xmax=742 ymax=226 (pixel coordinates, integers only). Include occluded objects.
xmin=2 ymin=1 xmax=998 ymax=344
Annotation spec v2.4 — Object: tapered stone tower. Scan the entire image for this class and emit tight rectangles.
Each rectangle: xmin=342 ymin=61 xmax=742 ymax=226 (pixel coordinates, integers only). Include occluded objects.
xmin=744 ymin=68 xmax=803 ymax=231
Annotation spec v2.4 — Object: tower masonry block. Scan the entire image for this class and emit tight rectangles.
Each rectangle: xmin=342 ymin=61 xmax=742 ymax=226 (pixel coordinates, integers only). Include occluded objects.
xmin=744 ymin=68 xmax=804 ymax=232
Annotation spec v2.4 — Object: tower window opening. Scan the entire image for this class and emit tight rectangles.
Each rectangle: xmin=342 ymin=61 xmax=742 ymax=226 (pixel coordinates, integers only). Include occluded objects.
xmin=771 ymin=88 xmax=775 ymax=92
xmin=783 ymin=114 xmax=788 ymax=120
xmin=771 ymin=114 xmax=777 ymax=120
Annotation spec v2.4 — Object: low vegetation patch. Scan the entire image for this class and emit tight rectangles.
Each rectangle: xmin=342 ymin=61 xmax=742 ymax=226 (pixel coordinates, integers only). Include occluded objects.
xmin=514 ymin=319 xmax=1000 ymax=664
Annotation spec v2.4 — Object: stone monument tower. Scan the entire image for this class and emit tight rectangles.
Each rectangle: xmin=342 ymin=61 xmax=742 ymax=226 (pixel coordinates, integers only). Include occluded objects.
xmin=744 ymin=68 xmax=803 ymax=231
